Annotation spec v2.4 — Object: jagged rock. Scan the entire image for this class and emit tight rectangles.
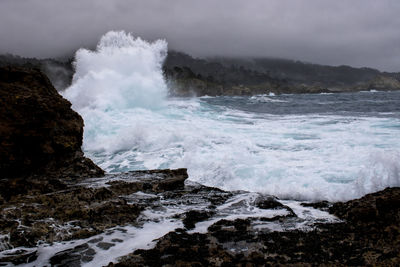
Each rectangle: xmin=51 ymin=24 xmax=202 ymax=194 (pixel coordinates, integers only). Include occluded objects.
xmin=97 ymin=242 xmax=115 ymax=250
xmin=254 ymin=195 xmax=296 ymax=216
xmin=0 ymin=249 xmax=37 ymax=265
xmin=107 ymin=168 xmax=188 ymax=194
xmin=0 ymin=169 xmax=189 ymax=251
xmin=0 ymin=66 xmax=103 ymax=179
xmin=0 ymin=66 xmax=103 ymax=200
xmin=330 ymin=187 xmax=400 ymax=226
xmin=50 ymin=243 xmax=92 ymax=267
xmin=254 ymin=195 xmax=285 ymax=210
xmin=301 ymin=200 xmax=331 ymax=211
xmin=0 ymin=177 xmax=68 ymax=202
xmin=111 ymin=187 xmax=400 ymax=266
xmin=183 ymin=210 xmax=215 ymax=230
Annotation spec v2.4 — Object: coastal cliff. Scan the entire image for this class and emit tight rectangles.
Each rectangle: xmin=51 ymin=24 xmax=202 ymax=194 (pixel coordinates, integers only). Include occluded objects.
xmin=0 ymin=66 xmax=102 ymax=180
xmin=2 ymin=53 xmax=400 ymax=97
xmin=163 ymin=51 xmax=400 ymax=96
xmin=0 ymin=67 xmax=104 ymax=204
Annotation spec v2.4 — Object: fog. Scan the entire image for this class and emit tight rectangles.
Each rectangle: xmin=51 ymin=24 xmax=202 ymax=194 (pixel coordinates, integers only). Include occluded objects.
xmin=1 ymin=0 xmax=399 ymax=71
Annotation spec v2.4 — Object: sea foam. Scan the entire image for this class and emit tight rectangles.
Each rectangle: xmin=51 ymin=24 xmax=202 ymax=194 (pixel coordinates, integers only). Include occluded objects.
xmin=64 ymin=31 xmax=400 ymax=202
xmin=63 ymin=30 xmax=167 ymax=112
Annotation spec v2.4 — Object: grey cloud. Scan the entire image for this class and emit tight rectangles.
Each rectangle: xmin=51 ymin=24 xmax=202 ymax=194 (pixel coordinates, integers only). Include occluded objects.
xmin=0 ymin=0 xmax=399 ymax=71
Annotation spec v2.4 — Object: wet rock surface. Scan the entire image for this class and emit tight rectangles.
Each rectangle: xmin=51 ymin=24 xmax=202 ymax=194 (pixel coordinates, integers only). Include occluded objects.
xmin=0 ymin=168 xmax=190 ymax=265
xmin=111 ymin=187 xmax=400 ymax=266
xmin=1 ymin=175 xmax=399 ymax=266
xmin=0 ymin=169 xmax=188 ymax=246
xmin=0 ymin=249 xmax=38 ymax=265
xmin=0 ymin=66 xmax=103 ymax=199
xmin=0 ymin=168 xmax=319 ymax=266
xmin=182 ymin=210 xmax=215 ymax=230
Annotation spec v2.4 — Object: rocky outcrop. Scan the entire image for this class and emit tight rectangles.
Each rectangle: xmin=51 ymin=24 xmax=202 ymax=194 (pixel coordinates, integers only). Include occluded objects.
xmin=112 ymin=187 xmax=400 ymax=266
xmin=352 ymin=75 xmax=400 ymax=91
xmin=165 ymin=65 xmax=331 ymax=96
xmin=1 ymin=163 xmax=398 ymax=266
xmin=0 ymin=169 xmax=188 ymax=248
xmin=330 ymin=187 xmax=400 ymax=229
xmin=0 ymin=54 xmax=74 ymax=91
xmin=0 ymin=66 xmax=103 ymax=181
xmin=0 ymin=169 xmax=189 ymax=265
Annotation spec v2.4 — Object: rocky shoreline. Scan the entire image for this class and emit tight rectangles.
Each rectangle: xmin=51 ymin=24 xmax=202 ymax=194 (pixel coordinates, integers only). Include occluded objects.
xmin=1 ymin=66 xmax=399 ymax=266
xmin=1 ymin=171 xmax=399 ymax=266
xmin=112 ymin=187 xmax=400 ymax=266
xmin=0 ymin=169 xmax=188 ymax=265
xmin=0 ymin=66 xmax=103 ymax=181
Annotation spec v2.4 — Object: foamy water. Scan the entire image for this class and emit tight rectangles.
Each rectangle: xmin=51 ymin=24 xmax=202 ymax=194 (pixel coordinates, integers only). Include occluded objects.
xmin=64 ymin=31 xmax=400 ymax=202
xmin=2 ymin=31 xmax=399 ymax=266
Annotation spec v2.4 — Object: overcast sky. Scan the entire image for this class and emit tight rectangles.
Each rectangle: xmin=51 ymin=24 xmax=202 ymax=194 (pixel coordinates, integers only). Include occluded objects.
xmin=1 ymin=0 xmax=399 ymax=71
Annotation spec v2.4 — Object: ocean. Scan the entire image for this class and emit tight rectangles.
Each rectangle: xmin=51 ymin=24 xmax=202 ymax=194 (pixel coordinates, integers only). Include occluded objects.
xmin=64 ymin=31 xmax=400 ymax=202
xmin=4 ymin=30 xmax=399 ymax=267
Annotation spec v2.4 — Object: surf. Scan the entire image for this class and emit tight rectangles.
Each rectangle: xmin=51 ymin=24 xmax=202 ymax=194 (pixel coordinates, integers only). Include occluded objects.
xmin=64 ymin=31 xmax=400 ymax=202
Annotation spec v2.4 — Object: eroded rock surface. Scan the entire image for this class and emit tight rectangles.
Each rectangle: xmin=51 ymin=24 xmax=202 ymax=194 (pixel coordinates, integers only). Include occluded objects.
xmin=111 ymin=187 xmax=400 ymax=266
xmin=0 ymin=169 xmax=190 ymax=265
xmin=0 ymin=66 xmax=103 ymax=181
xmin=1 ymin=170 xmax=399 ymax=266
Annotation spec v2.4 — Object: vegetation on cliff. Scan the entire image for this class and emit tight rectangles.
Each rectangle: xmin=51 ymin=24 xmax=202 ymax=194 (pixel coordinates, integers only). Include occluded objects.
xmin=2 ymin=52 xmax=399 ymax=97
xmin=164 ymin=51 xmax=400 ymax=96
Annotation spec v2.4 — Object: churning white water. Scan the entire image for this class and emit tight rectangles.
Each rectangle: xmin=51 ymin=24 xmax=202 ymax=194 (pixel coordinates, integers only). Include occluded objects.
xmin=64 ymin=31 xmax=400 ymax=202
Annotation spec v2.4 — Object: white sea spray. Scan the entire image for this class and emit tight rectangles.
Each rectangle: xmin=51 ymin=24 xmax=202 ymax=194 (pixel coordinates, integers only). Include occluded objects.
xmin=64 ymin=31 xmax=400 ymax=202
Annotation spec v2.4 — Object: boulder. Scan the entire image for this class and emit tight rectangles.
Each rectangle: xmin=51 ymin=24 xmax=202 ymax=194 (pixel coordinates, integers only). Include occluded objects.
xmin=0 ymin=66 xmax=103 ymax=179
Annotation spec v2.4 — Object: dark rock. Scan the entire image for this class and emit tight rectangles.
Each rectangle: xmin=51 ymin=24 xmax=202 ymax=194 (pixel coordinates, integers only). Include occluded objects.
xmin=81 ymin=248 xmax=96 ymax=262
xmin=0 ymin=66 xmax=103 ymax=183
xmin=152 ymin=168 xmax=188 ymax=191
xmin=107 ymin=168 xmax=188 ymax=194
xmin=97 ymin=242 xmax=115 ymax=250
xmin=50 ymin=243 xmax=90 ymax=267
xmin=254 ymin=195 xmax=283 ymax=210
xmin=208 ymin=218 xmax=253 ymax=243
xmin=183 ymin=210 xmax=215 ymax=230
xmin=1 ymin=185 xmax=142 ymax=248
xmin=0 ymin=54 xmax=74 ymax=91
xmin=0 ymin=249 xmax=37 ymax=265
xmin=113 ymin=187 xmax=400 ymax=266
xmin=88 ymin=237 xmax=104 ymax=243
xmin=0 ymin=169 xmax=189 ymax=250
xmin=330 ymin=187 xmax=400 ymax=225
xmin=0 ymin=177 xmax=68 ymax=202
xmin=301 ymin=200 xmax=331 ymax=211
xmin=254 ymin=195 xmax=296 ymax=217
xmin=112 ymin=230 xmax=219 ymax=267
xmin=188 ymin=185 xmax=233 ymax=206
